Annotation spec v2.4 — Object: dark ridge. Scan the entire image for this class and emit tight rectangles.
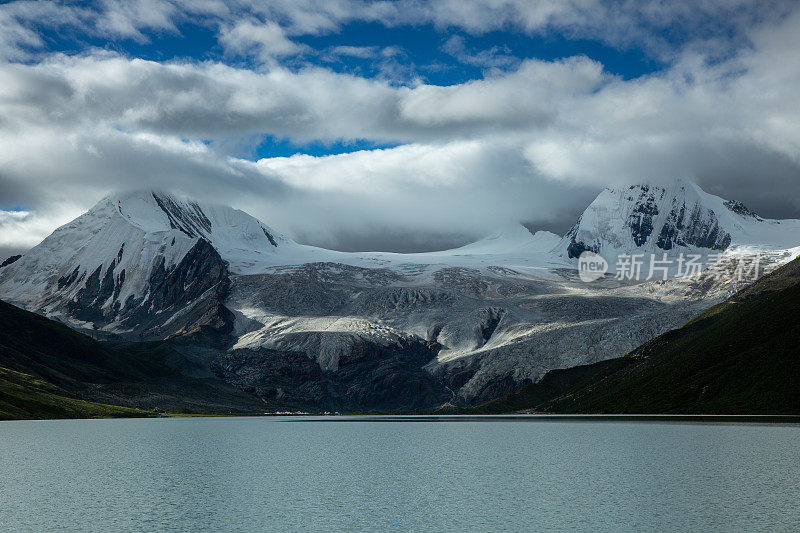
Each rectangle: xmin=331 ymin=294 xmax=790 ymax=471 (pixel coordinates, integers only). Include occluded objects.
xmin=724 ymin=199 xmax=761 ymax=219
xmin=655 ymin=200 xmax=731 ymax=251
xmin=188 ymin=202 xmax=213 ymax=233
xmin=656 ymin=202 xmax=687 ymax=250
xmin=0 ymin=255 xmax=21 ymax=269
xmin=262 ymin=227 xmax=278 ymax=247
xmin=112 ymin=269 xmax=126 ymax=301
xmin=114 ymin=238 xmax=234 ymax=341
xmin=152 ymin=193 xmax=214 ymax=239
xmin=54 ymin=238 xmax=234 ymax=343
xmin=152 ymin=192 xmax=195 ymax=237
xmin=627 ymin=189 xmax=658 ymax=246
xmin=682 ymin=204 xmax=731 ymax=250
xmin=66 ymin=265 xmax=104 ymax=322
xmin=567 ymin=238 xmax=599 ymax=259
xmin=57 ymin=266 xmax=84 ymax=290
xmin=564 ymin=217 xmax=600 ymax=259
xmin=64 ymin=260 xmax=119 ymax=323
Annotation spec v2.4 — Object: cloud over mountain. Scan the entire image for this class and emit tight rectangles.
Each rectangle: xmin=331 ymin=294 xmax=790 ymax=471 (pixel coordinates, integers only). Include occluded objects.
xmin=0 ymin=1 xmax=799 ymax=256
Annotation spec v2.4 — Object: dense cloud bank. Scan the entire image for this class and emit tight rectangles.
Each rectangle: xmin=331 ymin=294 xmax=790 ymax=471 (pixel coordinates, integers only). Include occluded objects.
xmin=1 ymin=1 xmax=799 ymax=254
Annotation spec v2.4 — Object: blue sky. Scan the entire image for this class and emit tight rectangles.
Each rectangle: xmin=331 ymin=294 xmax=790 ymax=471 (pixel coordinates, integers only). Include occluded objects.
xmin=1 ymin=1 xmax=799 ymax=254
xmin=21 ymin=6 xmax=664 ymax=78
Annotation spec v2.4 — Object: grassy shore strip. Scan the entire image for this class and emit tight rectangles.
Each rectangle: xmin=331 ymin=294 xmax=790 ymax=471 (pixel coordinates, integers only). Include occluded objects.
xmin=0 ymin=366 xmax=159 ymax=420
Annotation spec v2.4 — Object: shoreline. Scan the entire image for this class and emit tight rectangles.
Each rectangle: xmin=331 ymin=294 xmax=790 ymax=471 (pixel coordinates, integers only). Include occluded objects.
xmin=3 ymin=413 xmax=800 ymax=424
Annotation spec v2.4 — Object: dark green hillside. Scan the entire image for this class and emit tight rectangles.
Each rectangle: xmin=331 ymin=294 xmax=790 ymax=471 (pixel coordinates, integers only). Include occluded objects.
xmin=0 ymin=367 xmax=152 ymax=420
xmin=0 ymin=299 xmax=264 ymax=419
xmin=0 ymin=299 xmax=169 ymax=388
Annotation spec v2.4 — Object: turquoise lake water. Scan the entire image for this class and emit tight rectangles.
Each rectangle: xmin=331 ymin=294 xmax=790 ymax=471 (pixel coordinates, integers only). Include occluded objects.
xmin=1 ymin=416 xmax=799 ymax=531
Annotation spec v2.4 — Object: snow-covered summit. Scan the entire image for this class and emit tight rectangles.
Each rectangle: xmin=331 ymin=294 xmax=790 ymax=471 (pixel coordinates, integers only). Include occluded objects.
xmin=556 ymin=178 xmax=800 ymax=264
xmin=414 ymin=224 xmax=560 ymax=258
xmin=0 ymin=191 xmax=295 ymax=325
xmin=112 ymin=190 xmax=292 ymax=263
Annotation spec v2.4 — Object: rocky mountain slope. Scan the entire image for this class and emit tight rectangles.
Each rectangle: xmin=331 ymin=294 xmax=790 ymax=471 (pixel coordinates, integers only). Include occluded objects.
xmin=472 ymin=256 xmax=800 ymax=414
xmin=2 ymin=180 xmax=799 ymax=410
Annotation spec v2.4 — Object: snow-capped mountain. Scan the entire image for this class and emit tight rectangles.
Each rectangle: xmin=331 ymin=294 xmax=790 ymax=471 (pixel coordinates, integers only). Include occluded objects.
xmin=0 ymin=191 xmax=291 ymax=339
xmin=557 ymin=178 xmax=800 ymax=266
xmin=2 ymin=180 xmax=799 ymax=410
xmin=0 ymin=190 xmax=563 ymax=340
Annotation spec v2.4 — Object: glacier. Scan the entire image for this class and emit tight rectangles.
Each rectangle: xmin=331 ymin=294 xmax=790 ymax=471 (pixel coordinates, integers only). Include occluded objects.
xmin=2 ymin=181 xmax=799 ymax=409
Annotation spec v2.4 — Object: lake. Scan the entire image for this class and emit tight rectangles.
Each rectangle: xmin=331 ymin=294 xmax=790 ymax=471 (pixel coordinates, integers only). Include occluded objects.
xmin=1 ymin=416 xmax=799 ymax=531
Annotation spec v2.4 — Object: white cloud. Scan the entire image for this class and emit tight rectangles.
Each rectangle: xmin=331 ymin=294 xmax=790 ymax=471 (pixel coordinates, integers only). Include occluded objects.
xmin=441 ymin=34 xmax=519 ymax=70
xmin=399 ymin=57 xmax=604 ymax=130
xmin=94 ymin=0 xmax=180 ymax=41
xmin=247 ymin=139 xmax=595 ymax=246
xmin=0 ymin=1 xmax=88 ymax=60
xmin=0 ymin=208 xmax=85 ymax=254
xmin=1 ymin=1 xmax=800 ymax=253
xmin=219 ymin=19 xmax=309 ymax=63
xmin=326 ymin=45 xmax=379 ymax=59
xmin=0 ymin=53 xmax=606 ymax=145
xmin=3 ymin=0 xmax=786 ymax=63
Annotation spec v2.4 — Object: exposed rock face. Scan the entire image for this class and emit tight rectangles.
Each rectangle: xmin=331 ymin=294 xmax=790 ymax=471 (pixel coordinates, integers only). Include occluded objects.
xmin=558 ymin=180 xmax=745 ymax=265
xmin=628 ymin=185 xmax=659 ymax=247
xmin=565 ymin=224 xmax=600 ymax=259
xmin=724 ymin=199 xmax=761 ymax=219
xmin=151 ymin=193 xmax=213 ymax=238
xmin=213 ymin=338 xmax=448 ymax=412
xmin=53 ymin=238 xmax=232 ymax=341
xmin=212 ymin=348 xmax=329 ymax=409
xmin=0 ymin=255 xmax=21 ymax=269
xmin=122 ymin=239 xmax=234 ymax=341
xmin=656 ymin=202 xmax=731 ymax=251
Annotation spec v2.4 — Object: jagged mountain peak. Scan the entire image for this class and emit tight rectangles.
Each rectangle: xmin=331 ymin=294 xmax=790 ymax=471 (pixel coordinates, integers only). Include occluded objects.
xmin=560 ymin=178 xmax=800 ymax=260
xmin=93 ymin=189 xmax=288 ymax=249
xmin=0 ymin=189 xmax=300 ymax=338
